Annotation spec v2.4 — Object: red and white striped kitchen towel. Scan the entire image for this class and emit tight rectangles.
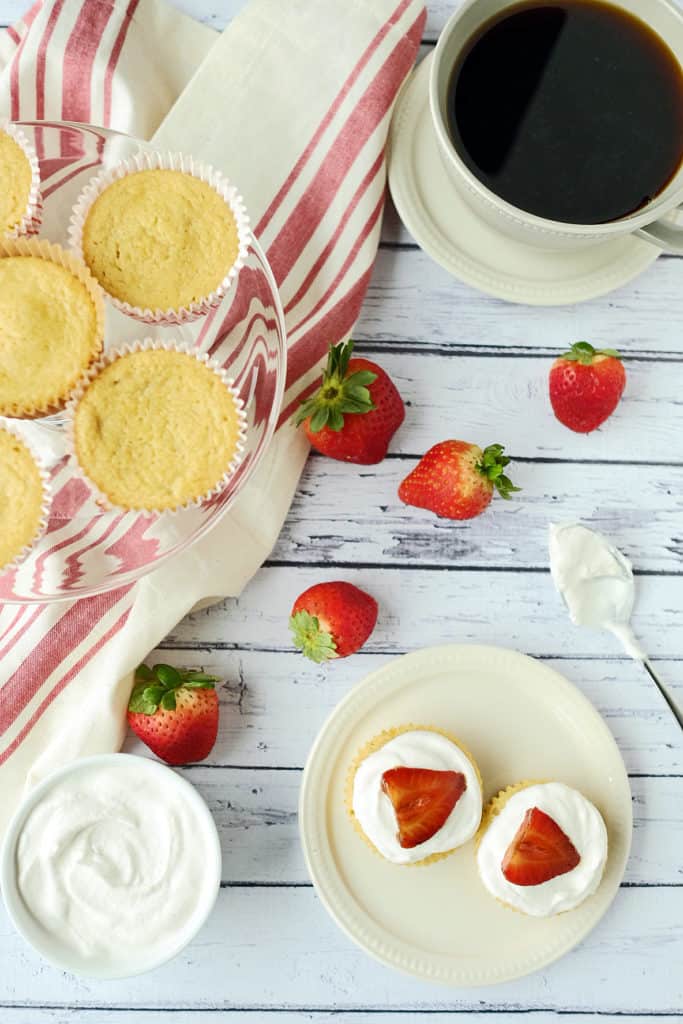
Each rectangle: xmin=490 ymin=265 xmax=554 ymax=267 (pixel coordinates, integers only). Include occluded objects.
xmin=0 ymin=0 xmax=425 ymax=833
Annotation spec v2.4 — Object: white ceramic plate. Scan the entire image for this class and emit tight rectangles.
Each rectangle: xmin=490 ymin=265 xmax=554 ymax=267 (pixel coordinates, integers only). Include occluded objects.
xmin=299 ymin=644 xmax=632 ymax=987
xmin=388 ymin=55 xmax=660 ymax=306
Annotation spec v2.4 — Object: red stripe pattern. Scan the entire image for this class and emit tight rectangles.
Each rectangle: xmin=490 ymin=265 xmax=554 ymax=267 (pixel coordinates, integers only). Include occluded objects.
xmin=0 ymin=0 xmax=426 ymax=767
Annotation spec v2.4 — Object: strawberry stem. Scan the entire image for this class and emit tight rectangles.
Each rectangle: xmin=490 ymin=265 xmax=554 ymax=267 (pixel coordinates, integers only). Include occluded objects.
xmin=289 ymin=610 xmax=338 ymax=662
xmin=475 ymin=444 xmax=521 ymax=500
xmin=561 ymin=341 xmax=620 ymax=364
xmin=128 ymin=663 xmax=218 ymax=715
xmin=295 ymin=339 xmax=377 ymax=433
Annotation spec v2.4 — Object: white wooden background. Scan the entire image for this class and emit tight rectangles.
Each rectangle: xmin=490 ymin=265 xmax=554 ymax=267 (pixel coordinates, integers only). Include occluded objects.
xmin=1 ymin=1 xmax=682 ymax=1021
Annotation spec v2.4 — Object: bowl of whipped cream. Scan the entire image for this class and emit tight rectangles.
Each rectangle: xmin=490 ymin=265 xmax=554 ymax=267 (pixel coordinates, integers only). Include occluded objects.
xmin=1 ymin=753 xmax=222 ymax=978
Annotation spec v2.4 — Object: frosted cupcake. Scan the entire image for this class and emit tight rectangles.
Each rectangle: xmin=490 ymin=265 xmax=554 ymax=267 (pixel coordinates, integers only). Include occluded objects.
xmin=476 ymin=781 xmax=608 ymax=916
xmin=348 ymin=725 xmax=483 ymax=866
xmin=71 ymin=152 xmax=249 ymax=323
xmin=69 ymin=343 xmax=246 ymax=513
xmin=0 ymin=240 xmax=104 ymax=417
xmin=0 ymin=426 xmax=50 ymax=571
xmin=0 ymin=124 xmax=41 ymax=238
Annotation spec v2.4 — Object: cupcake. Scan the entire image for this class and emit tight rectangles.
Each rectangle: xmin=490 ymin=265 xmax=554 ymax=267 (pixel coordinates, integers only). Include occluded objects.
xmin=69 ymin=343 xmax=246 ymax=512
xmin=0 ymin=239 xmax=104 ymax=418
xmin=0 ymin=123 xmax=41 ymax=238
xmin=348 ymin=725 xmax=483 ymax=866
xmin=0 ymin=426 xmax=50 ymax=571
xmin=476 ymin=781 xmax=608 ymax=917
xmin=70 ymin=152 xmax=249 ymax=323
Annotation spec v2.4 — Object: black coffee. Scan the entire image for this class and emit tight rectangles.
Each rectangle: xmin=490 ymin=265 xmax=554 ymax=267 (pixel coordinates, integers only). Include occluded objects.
xmin=448 ymin=0 xmax=683 ymax=224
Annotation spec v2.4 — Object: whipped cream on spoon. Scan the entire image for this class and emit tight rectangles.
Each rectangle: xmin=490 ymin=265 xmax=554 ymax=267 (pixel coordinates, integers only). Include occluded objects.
xmin=549 ymin=522 xmax=682 ymax=730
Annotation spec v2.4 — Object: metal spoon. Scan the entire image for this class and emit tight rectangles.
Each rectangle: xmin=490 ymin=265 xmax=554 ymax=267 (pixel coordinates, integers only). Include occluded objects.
xmin=549 ymin=523 xmax=682 ymax=732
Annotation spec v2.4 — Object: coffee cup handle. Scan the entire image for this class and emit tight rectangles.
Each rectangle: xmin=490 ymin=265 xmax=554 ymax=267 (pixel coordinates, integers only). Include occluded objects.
xmin=636 ymin=215 xmax=683 ymax=255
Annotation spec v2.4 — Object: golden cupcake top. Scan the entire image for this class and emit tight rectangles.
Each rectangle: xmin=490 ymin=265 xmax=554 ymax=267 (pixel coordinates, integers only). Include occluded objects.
xmin=81 ymin=169 xmax=240 ymax=312
xmin=72 ymin=348 xmax=244 ymax=511
xmin=0 ymin=428 xmax=46 ymax=570
xmin=0 ymin=251 xmax=103 ymax=417
xmin=0 ymin=130 xmax=33 ymax=235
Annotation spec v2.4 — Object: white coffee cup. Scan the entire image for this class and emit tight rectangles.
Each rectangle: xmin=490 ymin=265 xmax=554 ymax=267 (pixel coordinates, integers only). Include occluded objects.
xmin=430 ymin=0 xmax=683 ymax=252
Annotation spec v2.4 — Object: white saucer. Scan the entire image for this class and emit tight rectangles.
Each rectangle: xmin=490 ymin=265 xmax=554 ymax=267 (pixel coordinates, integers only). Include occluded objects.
xmin=299 ymin=644 xmax=632 ymax=987
xmin=388 ymin=55 xmax=660 ymax=306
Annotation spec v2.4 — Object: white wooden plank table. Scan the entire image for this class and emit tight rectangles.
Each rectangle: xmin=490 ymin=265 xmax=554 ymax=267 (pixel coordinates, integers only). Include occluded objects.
xmin=1 ymin=1 xmax=682 ymax=1021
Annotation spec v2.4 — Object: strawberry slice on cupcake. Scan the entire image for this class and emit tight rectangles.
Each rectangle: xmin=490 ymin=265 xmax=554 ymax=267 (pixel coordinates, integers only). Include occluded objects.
xmin=381 ymin=766 xmax=468 ymax=849
xmin=476 ymin=781 xmax=608 ymax=916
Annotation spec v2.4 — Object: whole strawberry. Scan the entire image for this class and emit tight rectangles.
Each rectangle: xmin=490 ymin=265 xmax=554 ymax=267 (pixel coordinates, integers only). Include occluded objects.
xmin=295 ymin=339 xmax=404 ymax=464
xmin=549 ymin=341 xmax=626 ymax=433
xmin=399 ymin=441 xmax=519 ymax=520
xmin=127 ymin=663 xmax=219 ymax=766
xmin=290 ymin=581 xmax=378 ymax=662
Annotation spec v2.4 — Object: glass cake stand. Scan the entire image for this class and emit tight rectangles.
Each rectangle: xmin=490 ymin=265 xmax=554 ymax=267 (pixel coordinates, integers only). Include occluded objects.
xmin=0 ymin=121 xmax=287 ymax=603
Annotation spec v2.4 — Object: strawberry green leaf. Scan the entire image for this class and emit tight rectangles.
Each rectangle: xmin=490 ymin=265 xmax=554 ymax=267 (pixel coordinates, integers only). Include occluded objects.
xmin=309 ymin=407 xmax=329 ymax=433
xmin=153 ymin=663 xmax=182 ymax=686
xmin=328 ymin=408 xmax=345 ymax=431
xmin=161 ymin=690 xmax=177 ymax=711
xmin=561 ymin=341 xmax=621 ymax=365
xmin=143 ymin=685 xmax=165 ymax=705
xmin=476 ymin=444 xmax=521 ymax=499
xmin=496 ymin=474 xmax=522 ymax=500
xmin=295 ymin=339 xmax=377 ymax=432
xmin=128 ymin=682 xmax=158 ymax=715
xmin=345 ymin=370 xmax=377 ymax=388
xmin=128 ymin=665 xmax=218 ymax=714
xmin=289 ymin=609 xmax=338 ymax=663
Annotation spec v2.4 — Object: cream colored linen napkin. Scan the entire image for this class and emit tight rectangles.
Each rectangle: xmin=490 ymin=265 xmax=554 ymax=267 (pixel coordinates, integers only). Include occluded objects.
xmin=0 ymin=0 xmax=425 ymax=835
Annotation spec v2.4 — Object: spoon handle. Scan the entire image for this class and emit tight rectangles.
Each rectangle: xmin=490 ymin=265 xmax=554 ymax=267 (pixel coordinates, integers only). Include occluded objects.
xmin=643 ymin=660 xmax=683 ymax=732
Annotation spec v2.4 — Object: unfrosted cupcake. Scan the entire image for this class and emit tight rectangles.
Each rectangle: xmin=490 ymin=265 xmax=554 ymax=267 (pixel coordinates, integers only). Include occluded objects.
xmin=0 ymin=426 xmax=50 ymax=571
xmin=0 ymin=240 xmax=104 ymax=417
xmin=0 ymin=124 xmax=41 ymax=238
xmin=476 ymin=781 xmax=608 ymax=917
xmin=348 ymin=725 xmax=483 ymax=866
xmin=69 ymin=343 xmax=246 ymax=512
xmin=71 ymin=153 xmax=249 ymax=323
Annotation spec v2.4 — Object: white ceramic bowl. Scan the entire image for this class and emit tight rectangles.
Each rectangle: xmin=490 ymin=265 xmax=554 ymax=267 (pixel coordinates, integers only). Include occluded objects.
xmin=1 ymin=753 xmax=222 ymax=979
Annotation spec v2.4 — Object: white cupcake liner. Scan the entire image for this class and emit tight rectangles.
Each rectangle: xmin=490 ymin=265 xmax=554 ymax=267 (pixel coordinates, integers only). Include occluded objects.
xmin=68 ymin=150 xmax=251 ymax=325
xmin=1 ymin=121 xmax=43 ymax=238
xmin=64 ymin=338 xmax=248 ymax=516
xmin=0 ymin=421 xmax=52 ymax=573
xmin=0 ymin=237 xmax=106 ymax=418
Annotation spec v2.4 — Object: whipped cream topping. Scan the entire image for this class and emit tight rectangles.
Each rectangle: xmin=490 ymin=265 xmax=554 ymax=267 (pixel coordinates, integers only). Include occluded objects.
xmin=15 ymin=757 xmax=219 ymax=974
xmin=477 ymin=782 xmax=608 ymax=916
xmin=352 ymin=729 xmax=482 ymax=864
xmin=549 ymin=522 xmax=646 ymax=660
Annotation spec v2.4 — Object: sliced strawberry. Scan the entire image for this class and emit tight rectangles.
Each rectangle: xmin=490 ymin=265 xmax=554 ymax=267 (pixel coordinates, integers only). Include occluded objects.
xmin=502 ymin=806 xmax=581 ymax=886
xmin=381 ymin=766 xmax=467 ymax=849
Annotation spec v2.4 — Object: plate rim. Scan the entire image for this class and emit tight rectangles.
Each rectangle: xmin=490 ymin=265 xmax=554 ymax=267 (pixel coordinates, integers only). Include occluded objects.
xmin=299 ymin=643 xmax=633 ymax=988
